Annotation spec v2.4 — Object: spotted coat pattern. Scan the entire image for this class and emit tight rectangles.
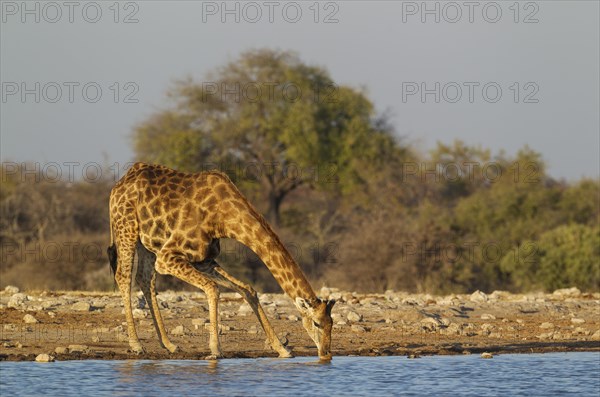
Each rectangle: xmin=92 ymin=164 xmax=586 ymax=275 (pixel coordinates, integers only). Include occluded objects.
xmin=108 ymin=162 xmax=334 ymax=359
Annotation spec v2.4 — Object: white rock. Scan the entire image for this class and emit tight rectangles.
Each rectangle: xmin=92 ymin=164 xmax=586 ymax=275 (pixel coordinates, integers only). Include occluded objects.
xmin=319 ymin=287 xmax=333 ymax=299
xmin=23 ymin=314 xmax=38 ymax=324
xmin=401 ymin=297 xmax=421 ymax=306
xmin=420 ymin=318 xmax=439 ymax=332
xmin=35 ymin=354 xmax=55 ymax=362
xmin=54 ymin=347 xmax=68 ymax=354
xmin=171 ymin=325 xmax=186 ymax=336
xmin=192 ymin=318 xmax=207 ymax=330
xmin=71 ymin=302 xmax=91 ymax=312
xmin=68 ymin=344 xmax=89 ymax=353
xmin=573 ymin=327 xmax=588 ymax=335
xmin=445 ymin=323 xmax=462 ymax=335
xmin=132 ymin=308 xmax=147 ymax=319
xmin=570 ymin=318 xmax=585 ymax=324
xmin=287 ymin=315 xmax=300 ymax=322
xmin=539 ymin=322 xmax=554 ymax=329
xmin=489 ymin=291 xmax=509 ymax=301
xmin=238 ymin=303 xmax=253 ymax=316
xmin=347 ymin=311 xmax=363 ymax=322
xmin=480 ymin=352 xmax=493 ymax=359
xmin=8 ymin=293 xmax=28 ymax=308
xmin=480 ymin=313 xmax=496 ymax=320
xmin=437 ymin=295 xmax=460 ymax=306
xmin=4 ymin=285 xmax=19 ymax=294
xmin=553 ymin=287 xmax=581 ymax=297
xmin=470 ymin=290 xmax=488 ymax=303
xmin=329 ymin=292 xmax=343 ymax=301
xmin=272 ymin=299 xmax=289 ymax=307
xmin=351 ymin=324 xmax=367 ymax=332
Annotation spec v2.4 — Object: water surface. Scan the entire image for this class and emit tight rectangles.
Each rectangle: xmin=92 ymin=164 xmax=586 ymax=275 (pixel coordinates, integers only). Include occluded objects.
xmin=1 ymin=353 xmax=599 ymax=396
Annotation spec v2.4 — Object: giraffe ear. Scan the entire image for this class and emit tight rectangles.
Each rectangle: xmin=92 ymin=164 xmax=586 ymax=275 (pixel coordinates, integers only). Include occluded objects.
xmin=326 ymin=299 xmax=336 ymax=315
xmin=295 ymin=297 xmax=312 ymax=313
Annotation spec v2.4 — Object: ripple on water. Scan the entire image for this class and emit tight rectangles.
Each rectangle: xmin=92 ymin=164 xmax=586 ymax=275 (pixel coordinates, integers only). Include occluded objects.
xmin=1 ymin=353 xmax=599 ymax=397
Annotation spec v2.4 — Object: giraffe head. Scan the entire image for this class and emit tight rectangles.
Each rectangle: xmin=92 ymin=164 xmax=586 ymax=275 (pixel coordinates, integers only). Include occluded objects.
xmin=295 ymin=297 xmax=335 ymax=361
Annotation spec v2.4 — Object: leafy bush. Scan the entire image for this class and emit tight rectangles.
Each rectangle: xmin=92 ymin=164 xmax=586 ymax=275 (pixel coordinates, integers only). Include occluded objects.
xmin=501 ymin=224 xmax=600 ymax=291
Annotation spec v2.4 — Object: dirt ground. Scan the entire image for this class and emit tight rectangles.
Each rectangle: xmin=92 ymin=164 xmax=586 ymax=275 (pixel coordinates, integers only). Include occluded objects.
xmin=1 ymin=286 xmax=599 ymax=361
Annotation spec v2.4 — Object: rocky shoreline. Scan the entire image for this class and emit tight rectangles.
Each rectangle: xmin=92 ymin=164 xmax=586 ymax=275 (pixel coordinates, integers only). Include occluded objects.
xmin=1 ymin=286 xmax=599 ymax=362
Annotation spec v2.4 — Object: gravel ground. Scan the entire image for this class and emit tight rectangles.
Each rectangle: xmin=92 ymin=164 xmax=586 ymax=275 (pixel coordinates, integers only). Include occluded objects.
xmin=1 ymin=286 xmax=599 ymax=361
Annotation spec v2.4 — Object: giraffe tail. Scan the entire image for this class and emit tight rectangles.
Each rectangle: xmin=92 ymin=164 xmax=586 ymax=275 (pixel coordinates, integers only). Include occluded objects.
xmin=107 ymin=217 xmax=117 ymax=279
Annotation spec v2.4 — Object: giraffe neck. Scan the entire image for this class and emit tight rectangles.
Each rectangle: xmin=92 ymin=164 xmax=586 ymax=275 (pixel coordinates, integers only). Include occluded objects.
xmin=220 ymin=203 xmax=318 ymax=303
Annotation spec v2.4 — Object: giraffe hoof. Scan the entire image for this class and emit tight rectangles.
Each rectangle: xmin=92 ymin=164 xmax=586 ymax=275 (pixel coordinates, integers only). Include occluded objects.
xmin=278 ymin=348 xmax=294 ymax=358
xmin=128 ymin=345 xmax=146 ymax=355
xmin=203 ymin=354 xmax=223 ymax=360
xmin=165 ymin=344 xmax=180 ymax=354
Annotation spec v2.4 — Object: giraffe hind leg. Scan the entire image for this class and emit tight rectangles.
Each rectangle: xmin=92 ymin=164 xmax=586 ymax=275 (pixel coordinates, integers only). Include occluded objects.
xmin=114 ymin=238 xmax=145 ymax=354
xmin=135 ymin=242 xmax=179 ymax=353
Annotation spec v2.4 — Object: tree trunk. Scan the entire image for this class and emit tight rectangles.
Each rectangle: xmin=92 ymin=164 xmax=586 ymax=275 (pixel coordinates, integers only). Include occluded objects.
xmin=266 ymin=190 xmax=283 ymax=228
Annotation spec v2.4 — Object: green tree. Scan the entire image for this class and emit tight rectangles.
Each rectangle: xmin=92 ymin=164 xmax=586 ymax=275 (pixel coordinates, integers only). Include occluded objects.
xmin=133 ymin=49 xmax=398 ymax=226
xmin=559 ymin=179 xmax=600 ymax=226
xmin=428 ymin=140 xmax=493 ymax=201
xmin=501 ymin=224 xmax=600 ymax=291
xmin=450 ymin=147 xmax=564 ymax=291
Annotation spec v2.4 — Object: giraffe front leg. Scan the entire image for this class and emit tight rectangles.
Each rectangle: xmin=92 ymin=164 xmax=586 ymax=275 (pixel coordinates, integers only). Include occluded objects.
xmin=204 ymin=286 xmax=223 ymax=360
xmin=155 ymin=251 xmax=223 ymax=359
xmin=148 ymin=275 xmax=179 ymax=354
xmin=211 ymin=266 xmax=293 ymax=358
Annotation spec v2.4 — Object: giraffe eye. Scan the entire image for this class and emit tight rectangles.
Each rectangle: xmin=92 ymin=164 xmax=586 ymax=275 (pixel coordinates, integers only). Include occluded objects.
xmin=313 ymin=321 xmax=322 ymax=329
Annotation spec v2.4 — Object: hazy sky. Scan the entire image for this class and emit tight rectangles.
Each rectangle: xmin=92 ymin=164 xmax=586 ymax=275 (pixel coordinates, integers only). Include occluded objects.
xmin=1 ymin=1 xmax=598 ymax=181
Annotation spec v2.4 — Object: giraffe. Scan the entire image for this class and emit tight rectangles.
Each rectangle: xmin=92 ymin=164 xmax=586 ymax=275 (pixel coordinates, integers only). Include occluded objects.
xmin=107 ymin=162 xmax=335 ymax=360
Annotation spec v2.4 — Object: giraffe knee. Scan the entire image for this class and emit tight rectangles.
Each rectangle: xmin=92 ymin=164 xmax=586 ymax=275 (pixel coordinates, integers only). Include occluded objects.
xmin=241 ymin=286 xmax=258 ymax=302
